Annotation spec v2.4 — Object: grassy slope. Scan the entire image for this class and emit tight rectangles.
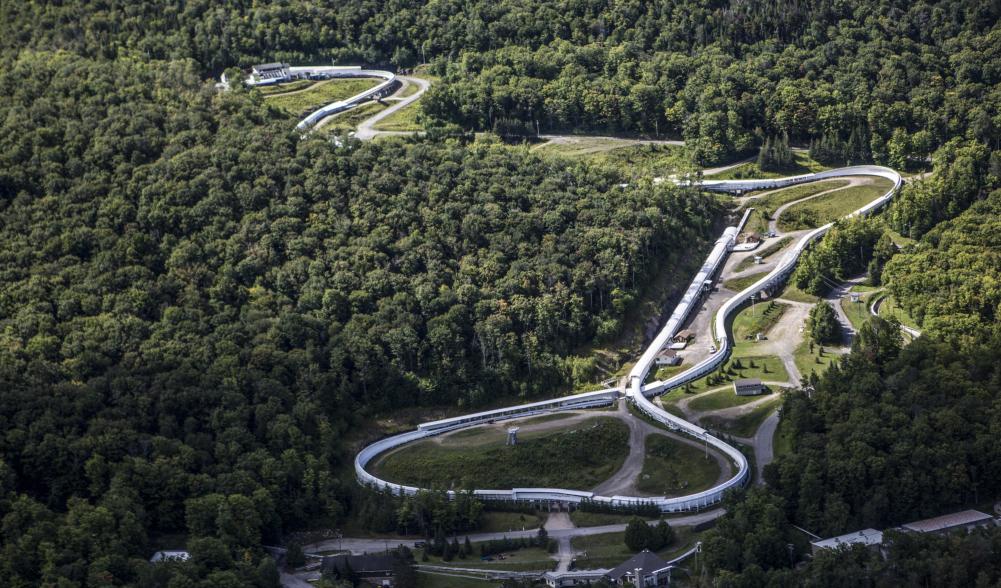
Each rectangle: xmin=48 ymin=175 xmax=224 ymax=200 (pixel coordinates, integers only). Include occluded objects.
xmin=637 ymin=434 xmax=724 ymax=496
xmin=777 ymin=178 xmax=894 ymax=231
xmin=266 ymin=78 xmax=381 ymax=115
xmin=686 ymin=387 xmax=774 ymax=412
xmin=710 ymin=152 xmax=829 ymax=180
xmin=371 ymin=417 xmax=629 ymax=489
xmin=571 ymin=527 xmax=697 ymax=570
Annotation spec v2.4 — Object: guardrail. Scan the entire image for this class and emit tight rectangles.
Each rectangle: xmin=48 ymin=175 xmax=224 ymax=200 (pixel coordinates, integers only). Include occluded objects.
xmin=352 ymin=165 xmax=900 ymax=511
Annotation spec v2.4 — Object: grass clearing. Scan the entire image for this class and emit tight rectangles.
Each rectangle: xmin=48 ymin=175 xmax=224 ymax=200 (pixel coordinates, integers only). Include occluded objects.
xmin=710 ymin=152 xmax=830 ymax=180
xmin=478 ymin=511 xmax=543 ymax=533
xmin=569 ymin=511 xmax=658 ymax=528
xmin=731 ymin=300 xmax=788 ymax=342
xmin=723 ymin=271 xmax=770 ymax=293
xmin=637 ymin=434 xmax=725 ymax=496
xmin=534 ymin=140 xmax=684 ymax=179
xmin=256 ymin=79 xmax=316 ymax=95
xmin=671 ymin=354 xmax=788 ymax=394
xmin=792 ymin=337 xmax=840 ymax=380
xmin=873 ymin=293 xmax=921 ymax=330
xmin=322 ymin=101 xmax=389 ymax=133
xmin=840 ymin=291 xmax=873 ymax=332
xmin=372 ymin=417 xmax=629 ymax=490
xmin=687 ymin=387 xmax=774 ymax=412
xmin=418 ymin=573 xmax=498 ymax=588
xmin=773 ymin=414 xmax=794 ymax=458
xmin=265 ymin=78 xmax=382 ymax=116
xmin=571 ymin=527 xmax=696 ymax=570
xmin=373 ymin=101 xmax=423 ymax=131
xmin=422 ymin=545 xmax=555 ymax=572
xmin=701 ymin=397 xmax=781 ymax=438
xmin=777 ymin=281 xmax=820 ymax=304
xmin=778 ymin=178 xmax=894 ymax=231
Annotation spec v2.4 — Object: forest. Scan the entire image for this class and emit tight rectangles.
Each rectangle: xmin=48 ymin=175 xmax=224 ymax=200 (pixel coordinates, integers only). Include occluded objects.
xmin=0 ymin=1 xmax=1000 ymax=586
xmin=0 ymin=50 xmax=720 ymax=586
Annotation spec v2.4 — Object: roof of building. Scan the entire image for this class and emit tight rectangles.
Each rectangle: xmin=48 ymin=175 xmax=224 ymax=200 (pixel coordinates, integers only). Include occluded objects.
xmin=543 ymin=569 xmax=610 ymax=580
xmin=656 ymin=349 xmax=677 ymax=358
xmin=901 ymin=510 xmax=994 ymax=533
xmin=675 ymin=329 xmax=694 ymax=339
xmin=254 ymin=62 xmax=287 ymax=71
xmin=606 ymin=550 xmax=669 ymax=581
xmin=734 ymin=378 xmax=762 ymax=387
xmin=150 ymin=550 xmax=191 ymax=563
xmin=811 ymin=529 xmax=883 ymax=550
xmin=322 ymin=554 xmax=396 ymax=575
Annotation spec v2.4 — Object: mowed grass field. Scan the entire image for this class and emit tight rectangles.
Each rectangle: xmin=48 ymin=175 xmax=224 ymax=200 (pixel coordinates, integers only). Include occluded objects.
xmin=533 ymin=139 xmax=683 ymax=179
xmin=571 ymin=527 xmax=696 ymax=570
xmin=710 ymin=151 xmax=829 ymax=180
xmin=372 ymin=417 xmax=629 ymax=490
xmin=701 ymin=396 xmax=781 ymax=438
xmin=637 ymin=434 xmax=725 ymax=496
xmin=777 ymin=177 xmax=894 ymax=231
xmin=686 ymin=386 xmax=774 ymax=412
xmin=741 ymin=180 xmax=850 ymax=234
xmin=265 ymin=78 xmax=382 ymax=116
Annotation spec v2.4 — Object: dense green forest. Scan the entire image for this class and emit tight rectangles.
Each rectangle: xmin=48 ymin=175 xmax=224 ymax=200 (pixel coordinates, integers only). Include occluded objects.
xmin=0 ymin=51 xmax=720 ymax=586
xmin=4 ymin=1 xmax=1000 ymax=163
xmin=1 ymin=1 xmax=1000 ymax=586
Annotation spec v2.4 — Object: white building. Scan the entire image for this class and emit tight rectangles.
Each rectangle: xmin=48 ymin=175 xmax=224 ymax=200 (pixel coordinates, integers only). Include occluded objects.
xmin=811 ymin=529 xmax=883 ymax=554
xmin=733 ymin=378 xmax=763 ymax=396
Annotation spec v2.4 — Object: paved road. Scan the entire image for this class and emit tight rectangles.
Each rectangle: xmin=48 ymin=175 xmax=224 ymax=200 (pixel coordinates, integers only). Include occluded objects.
xmin=309 ymin=509 xmax=725 ymax=556
xmin=591 ymin=401 xmax=732 ymax=497
xmin=355 ymin=76 xmax=430 ymax=140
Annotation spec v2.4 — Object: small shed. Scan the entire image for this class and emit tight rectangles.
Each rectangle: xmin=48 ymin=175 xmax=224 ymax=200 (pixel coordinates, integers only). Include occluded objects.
xmin=733 ymin=378 xmax=764 ymax=396
xmin=673 ymin=329 xmax=694 ymax=343
xmin=655 ymin=349 xmax=681 ymax=366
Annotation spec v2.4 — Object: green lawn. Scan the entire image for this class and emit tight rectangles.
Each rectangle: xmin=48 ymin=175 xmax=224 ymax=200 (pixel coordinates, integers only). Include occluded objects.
xmin=732 ymin=236 xmax=793 ymax=273
xmin=777 ymin=178 xmax=894 ymax=231
xmin=873 ymin=293 xmax=921 ymax=330
xmin=571 ymin=527 xmax=696 ymax=570
xmin=534 ymin=140 xmax=683 ymax=179
xmin=256 ymin=79 xmax=315 ymax=95
xmin=792 ymin=337 xmax=840 ymax=380
xmin=373 ymin=100 xmax=424 ymax=131
xmin=637 ymin=434 xmax=725 ymax=496
xmin=776 ymin=281 xmax=820 ymax=303
xmin=323 ymin=101 xmax=389 ymax=133
xmin=372 ymin=417 xmax=629 ymax=490
xmin=672 ymin=354 xmax=788 ymax=394
xmin=723 ymin=271 xmax=770 ymax=293
xmin=701 ymin=397 xmax=781 ymax=438
xmin=569 ymin=511 xmax=658 ymax=528
xmin=731 ymin=301 xmax=788 ymax=342
xmin=710 ymin=152 xmax=830 ymax=180
xmin=772 ymin=414 xmax=794 ymax=458
xmin=840 ymin=292 xmax=873 ymax=332
xmin=478 ymin=511 xmax=543 ymax=533
xmin=265 ymin=78 xmax=382 ymax=116
xmin=418 ymin=573 xmax=499 ymax=588
xmin=422 ymin=545 xmax=555 ymax=572
xmin=686 ymin=387 xmax=774 ymax=412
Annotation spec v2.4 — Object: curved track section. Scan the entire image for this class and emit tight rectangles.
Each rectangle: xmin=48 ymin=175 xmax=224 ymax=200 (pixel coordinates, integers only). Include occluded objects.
xmin=354 ymin=165 xmax=900 ymax=511
xmin=237 ymin=65 xmax=397 ymax=130
xmin=354 ymin=165 xmax=901 ymax=512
